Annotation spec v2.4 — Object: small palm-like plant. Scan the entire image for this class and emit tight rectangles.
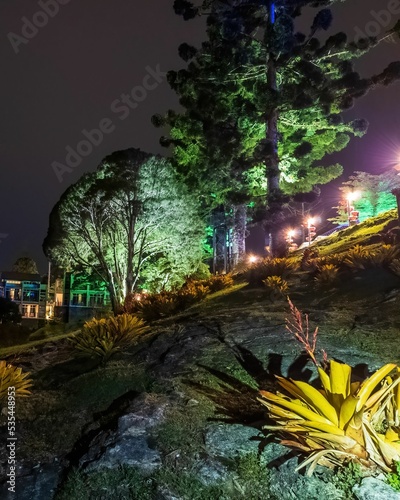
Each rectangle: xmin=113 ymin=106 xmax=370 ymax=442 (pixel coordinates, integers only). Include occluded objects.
xmin=247 ymin=258 xmax=297 ymax=286
xmin=343 ymin=245 xmax=370 ymax=270
xmin=0 ymin=360 xmax=33 ymax=401
xmin=258 ymin=300 xmax=400 ymax=475
xmin=263 ymin=276 xmax=289 ymax=300
xmin=70 ymin=314 xmax=149 ymax=362
xmin=368 ymin=244 xmax=400 ymax=267
xmin=314 ymin=264 xmax=340 ymax=287
xmin=203 ymin=274 xmax=234 ymax=292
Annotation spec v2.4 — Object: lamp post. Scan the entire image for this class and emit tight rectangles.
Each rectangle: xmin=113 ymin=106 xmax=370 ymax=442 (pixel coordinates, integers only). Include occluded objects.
xmin=307 ymin=218 xmax=316 ymax=245
xmin=346 ymin=191 xmax=361 ymax=226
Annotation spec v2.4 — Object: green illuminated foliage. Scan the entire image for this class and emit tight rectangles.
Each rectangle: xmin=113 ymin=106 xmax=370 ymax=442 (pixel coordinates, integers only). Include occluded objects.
xmin=331 ymin=171 xmax=400 ymax=224
xmin=44 ymin=149 xmax=206 ymax=312
xmin=157 ymin=1 xmax=400 ymax=255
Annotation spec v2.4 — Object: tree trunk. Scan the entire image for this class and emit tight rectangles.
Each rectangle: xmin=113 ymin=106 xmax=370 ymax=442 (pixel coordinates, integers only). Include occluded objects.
xmin=265 ymin=1 xmax=284 ymax=257
xmin=231 ymin=203 xmax=247 ymax=267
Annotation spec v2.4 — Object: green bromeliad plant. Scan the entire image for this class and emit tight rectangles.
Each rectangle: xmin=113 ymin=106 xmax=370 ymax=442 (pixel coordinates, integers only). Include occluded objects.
xmin=70 ymin=314 xmax=149 ymax=362
xmin=258 ymin=299 xmax=400 ymax=475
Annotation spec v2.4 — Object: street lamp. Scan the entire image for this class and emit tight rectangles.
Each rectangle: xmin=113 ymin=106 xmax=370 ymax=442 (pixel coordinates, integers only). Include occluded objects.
xmin=248 ymin=254 xmax=259 ymax=264
xmin=307 ymin=218 xmax=316 ymax=245
xmin=346 ymin=191 xmax=361 ymax=226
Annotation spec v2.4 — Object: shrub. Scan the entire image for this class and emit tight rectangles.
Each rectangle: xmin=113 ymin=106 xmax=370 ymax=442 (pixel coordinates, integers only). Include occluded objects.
xmin=70 ymin=314 xmax=149 ymax=362
xmin=258 ymin=300 xmax=400 ymax=475
xmin=263 ymin=275 xmax=289 ymax=300
xmin=203 ymin=274 xmax=234 ymax=292
xmin=0 ymin=360 xmax=33 ymax=401
xmin=343 ymin=245 xmax=372 ymax=270
xmin=130 ymin=279 xmax=217 ymax=322
xmin=246 ymin=257 xmax=297 ymax=286
xmin=129 ymin=292 xmax=179 ymax=322
xmin=344 ymin=244 xmax=400 ymax=270
xmin=314 ymin=264 xmax=340 ymax=287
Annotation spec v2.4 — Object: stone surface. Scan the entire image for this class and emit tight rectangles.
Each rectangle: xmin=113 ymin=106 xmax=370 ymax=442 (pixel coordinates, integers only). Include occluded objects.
xmin=79 ymin=393 xmax=167 ymax=474
xmin=205 ymin=423 xmax=263 ymax=459
xmin=353 ymin=477 xmax=400 ymax=500
xmin=1 ymin=463 xmax=62 ymax=500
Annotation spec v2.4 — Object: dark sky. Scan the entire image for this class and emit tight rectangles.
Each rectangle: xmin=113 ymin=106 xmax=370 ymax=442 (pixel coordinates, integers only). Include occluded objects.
xmin=1 ymin=0 xmax=399 ymax=273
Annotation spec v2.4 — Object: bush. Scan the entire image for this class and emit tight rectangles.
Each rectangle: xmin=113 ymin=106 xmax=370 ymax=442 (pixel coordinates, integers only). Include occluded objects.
xmin=344 ymin=244 xmax=400 ymax=270
xmin=70 ymin=314 xmax=149 ymax=362
xmin=202 ymin=274 xmax=234 ymax=292
xmin=128 ymin=276 xmax=231 ymax=322
xmin=0 ymin=360 xmax=33 ymax=401
xmin=314 ymin=264 xmax=340 ymax=287
xmin=246 ymin=257 xmax=297 ymax=286
xmin=263 ymin=275 xmax=289 ymax=300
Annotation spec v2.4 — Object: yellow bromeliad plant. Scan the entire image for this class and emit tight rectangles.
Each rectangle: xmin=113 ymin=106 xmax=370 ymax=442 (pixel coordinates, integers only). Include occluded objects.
xmin=258 ymin=300 xmax=400 ymax=475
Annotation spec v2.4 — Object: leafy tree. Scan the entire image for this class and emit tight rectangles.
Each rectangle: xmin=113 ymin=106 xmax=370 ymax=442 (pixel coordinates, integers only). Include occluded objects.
xmin=12 ymin=257 xmax=39 ymax=274
xmin=0 ymin=297 xmax=21 ymax=324
xmin=43 ymin=149 xmax=206 ymax=313
xmin=331 ymin=170 xmax=400 ymax=223
xmin=155 ymin=0 xmax=400 ymax=255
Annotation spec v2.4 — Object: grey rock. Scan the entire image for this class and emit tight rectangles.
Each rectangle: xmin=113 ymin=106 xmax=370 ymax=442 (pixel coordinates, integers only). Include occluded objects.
xmin=353 ymin=477 xmax=400 ymax=500
xmin=268 ymin=457 xmax=346 ymax=500
xmin=192 ymin=457 xmax=231 ymax=485
xmin=1 ymin=463 xmax=61 ymax=500
xmin=205 ymin=423 xmax=262 ymax=459
xmin=79 ymin=393 xmax=167 ymax=474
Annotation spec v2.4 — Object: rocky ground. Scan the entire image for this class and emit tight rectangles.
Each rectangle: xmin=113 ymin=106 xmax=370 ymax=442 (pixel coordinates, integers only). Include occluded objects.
xmin=1 ymin=265 xmax=400 ymax=499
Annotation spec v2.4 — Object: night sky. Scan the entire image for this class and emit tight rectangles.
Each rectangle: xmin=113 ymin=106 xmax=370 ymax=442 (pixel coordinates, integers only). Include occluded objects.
xmin=1 ymin=0 xmax=399 ymax=273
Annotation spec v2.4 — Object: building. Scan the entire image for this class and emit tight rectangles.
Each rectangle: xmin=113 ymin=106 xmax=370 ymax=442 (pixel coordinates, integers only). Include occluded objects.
xmin=0 ymin=271 xmax=47 ymax=325
xmin=52 ymin=272 xmax=111 ymax=323
xmin=0 ymin=269 xmax=111 ymax=325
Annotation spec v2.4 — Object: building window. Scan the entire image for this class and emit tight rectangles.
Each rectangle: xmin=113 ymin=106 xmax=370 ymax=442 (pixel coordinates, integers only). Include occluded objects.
xmin=23 ymin=290 xmax=39 ymax=302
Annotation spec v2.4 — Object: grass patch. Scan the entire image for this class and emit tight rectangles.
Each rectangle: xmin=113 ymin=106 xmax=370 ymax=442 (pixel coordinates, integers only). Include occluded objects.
xmin=56 ymin=466 xmax=156 ymax=500
xmin=151 ymin=399 xmax=215 ymax=459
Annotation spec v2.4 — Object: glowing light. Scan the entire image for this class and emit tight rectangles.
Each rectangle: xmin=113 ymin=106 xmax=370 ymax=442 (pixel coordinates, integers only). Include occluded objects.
xmin=307 ymin=217 xmax=315 ymax=226
xmin=346 ymin=191 xmax=361 ymax=202
xmin=287 ymin=229 xmax=296 ymax=239
xmin=248 ymin=255 xmax=259 ymax=264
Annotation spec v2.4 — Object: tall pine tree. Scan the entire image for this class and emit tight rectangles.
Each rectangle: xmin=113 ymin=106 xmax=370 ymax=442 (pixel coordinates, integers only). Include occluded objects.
xmin=154 ymin=0 xmax=400 ymax=257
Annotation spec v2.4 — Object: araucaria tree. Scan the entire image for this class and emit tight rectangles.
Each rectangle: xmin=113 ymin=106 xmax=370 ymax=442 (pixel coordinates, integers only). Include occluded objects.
xmin=43 ymin=149 xmax=206 ymax=313
xmin=155 ymin=0 xmax=400 ymax=256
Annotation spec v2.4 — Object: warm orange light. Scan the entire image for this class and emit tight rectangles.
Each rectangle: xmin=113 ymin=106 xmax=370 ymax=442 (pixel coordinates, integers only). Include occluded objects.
xmin=287 ymin=229 xmax=296 ymax=238
xmin=248 ymin=255 xmax=259 ymax=264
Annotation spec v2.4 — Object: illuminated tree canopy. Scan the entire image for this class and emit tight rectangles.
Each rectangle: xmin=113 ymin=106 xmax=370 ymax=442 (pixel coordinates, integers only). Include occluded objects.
xmin=331 ymin=170 xmax=400 ymax=224
xmin=155 ymin=0 xmax=400 ymax=255
xmin=43 ymin=149 xmax=206 ymax=312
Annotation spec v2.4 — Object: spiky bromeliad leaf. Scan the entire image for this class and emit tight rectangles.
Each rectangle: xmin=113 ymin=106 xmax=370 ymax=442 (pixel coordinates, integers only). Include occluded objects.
xmin=258 ymin=359 xmax=400 ymax=474
xmin=0 ymin=360 xmax=33 ymax=400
